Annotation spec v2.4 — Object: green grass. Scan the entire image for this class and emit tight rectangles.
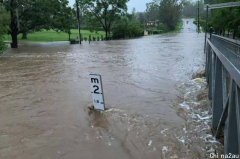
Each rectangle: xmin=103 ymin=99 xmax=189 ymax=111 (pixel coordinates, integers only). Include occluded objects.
xmin=3 ymin=29 xmax=106 ymax=42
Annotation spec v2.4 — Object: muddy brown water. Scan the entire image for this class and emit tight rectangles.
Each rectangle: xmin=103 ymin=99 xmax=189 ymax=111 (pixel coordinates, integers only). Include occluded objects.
xmin=0 ymin=33 xmax=205 ymax=159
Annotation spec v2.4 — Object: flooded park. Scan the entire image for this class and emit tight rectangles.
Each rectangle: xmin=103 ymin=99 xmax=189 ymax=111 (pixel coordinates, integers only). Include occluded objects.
xmin=0 ymin=19 xmax=224 ymax=158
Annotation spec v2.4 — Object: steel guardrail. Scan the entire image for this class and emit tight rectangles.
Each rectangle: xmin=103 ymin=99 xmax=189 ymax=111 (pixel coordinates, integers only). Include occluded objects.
xmin=205 ymin=35 xmax=240 ymax=155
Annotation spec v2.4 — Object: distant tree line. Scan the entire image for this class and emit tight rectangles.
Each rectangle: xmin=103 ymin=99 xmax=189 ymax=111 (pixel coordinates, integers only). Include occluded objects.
xmin=182 ymin=0 xmax=205 ymax=19
xmin=182 ymin=0 xmax=240 ymax=38
xmin=0 ymin=0 xmax=144 ymax=49
xmin=133 ymin=0 xmax=185 ymax=33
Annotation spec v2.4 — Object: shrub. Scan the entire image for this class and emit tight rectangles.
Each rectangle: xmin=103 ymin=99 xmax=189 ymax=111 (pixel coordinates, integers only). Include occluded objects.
xmin=152 ymin=30 xmax=162 ymax=34
xmin=157 ymin=24 xmax=170 ymax=33
xmin=112 ymin=17 xmax=143 ymax=39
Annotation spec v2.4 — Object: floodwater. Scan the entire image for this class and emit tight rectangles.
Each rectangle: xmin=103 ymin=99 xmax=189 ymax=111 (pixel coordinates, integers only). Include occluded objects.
xmin=0 ymin=30 xmax=207 ymax=158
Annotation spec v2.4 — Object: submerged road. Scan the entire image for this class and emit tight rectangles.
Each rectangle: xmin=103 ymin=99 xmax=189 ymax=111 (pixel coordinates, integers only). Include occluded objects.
xmin=0 ymin=24 xmax=205 ymax=158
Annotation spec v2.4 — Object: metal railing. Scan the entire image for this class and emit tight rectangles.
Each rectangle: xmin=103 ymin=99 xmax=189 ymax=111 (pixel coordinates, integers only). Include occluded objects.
xmin=205 ymin=34 xmax=240 ymax=155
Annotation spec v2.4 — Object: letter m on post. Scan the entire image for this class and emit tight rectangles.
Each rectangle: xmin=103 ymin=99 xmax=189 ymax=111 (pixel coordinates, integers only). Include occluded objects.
xmin=91 ymin=78 xmax=99 ymax=83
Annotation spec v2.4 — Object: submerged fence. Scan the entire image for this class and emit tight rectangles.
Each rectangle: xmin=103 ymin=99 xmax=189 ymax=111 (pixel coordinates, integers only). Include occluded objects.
xmin=205 ymin=34 xmax=240 ymax=154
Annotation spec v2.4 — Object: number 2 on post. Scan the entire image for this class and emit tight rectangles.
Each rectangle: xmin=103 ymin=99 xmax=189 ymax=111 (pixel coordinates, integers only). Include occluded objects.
xmin=93 ymin=85 xmax=99 ymax=94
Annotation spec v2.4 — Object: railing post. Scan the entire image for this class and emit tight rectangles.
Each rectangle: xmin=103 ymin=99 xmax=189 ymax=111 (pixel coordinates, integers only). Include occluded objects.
xmin=225 ymin=80 xmax=239 ymax=154
xmin=208 ymin=51 xmax=216 ymax=100
xmin=236 ymin=86 xmax=240 ymax=154
xmin=210 ymin=27 xmax=214 ymax=41
xmin=206 ymin=42 xmax=212 ymax=83
xmin=222 ymin=67 xmax=228 ymax=108
xmin=208 ymin=50 xmax=212 ymax=99
xmin=205 ymin=43 xmax=209 ymax=79
xmin=212 ymin=57 xmax=224 ymax=130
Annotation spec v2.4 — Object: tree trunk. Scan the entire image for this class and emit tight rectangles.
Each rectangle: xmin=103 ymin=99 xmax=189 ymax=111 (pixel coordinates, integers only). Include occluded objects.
xmin=105 ymin=30 xmax=108 ymax=41
xmin=68 ymin=33 xmax=71 ymax=41
xmin=10 ymin=6 xmax=19 ymax=48
xmin=11 ymin=33 xmax=18 ymax=48
xmin=233 ymin=30 xmax=236 ymax=39
xmin=227 ymin=29 xmax=230 ymax=37
xmin=22 ymin=32 xmax=27 ymax=39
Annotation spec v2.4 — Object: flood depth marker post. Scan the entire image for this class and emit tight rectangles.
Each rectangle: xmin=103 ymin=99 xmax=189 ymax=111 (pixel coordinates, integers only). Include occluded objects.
xmin=89 ymin=74 xmax=105 ymax=111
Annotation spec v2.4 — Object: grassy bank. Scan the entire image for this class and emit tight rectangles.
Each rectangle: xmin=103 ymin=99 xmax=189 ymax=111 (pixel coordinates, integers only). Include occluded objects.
xmin=3 ymin=29 xmax=105 ymax=42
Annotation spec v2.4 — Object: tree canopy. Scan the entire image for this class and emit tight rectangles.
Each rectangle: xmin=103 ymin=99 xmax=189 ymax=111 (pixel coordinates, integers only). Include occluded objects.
xmin=159 ymin=0 xmax=183 ymax=30
xmin=112 ymin=13 xmax=143 ymax=39
xmin=141 ymin=0 xmax=183 ymax=31
xmin=182 ymin=0 xmax=204 ymax=18
xmin=0 ymin=5 xmax=10 ymax=53
xmin=205 ymin=0 xmax=240 ymax=38
xmin=83 ymin=0 xmax=129 ymax=40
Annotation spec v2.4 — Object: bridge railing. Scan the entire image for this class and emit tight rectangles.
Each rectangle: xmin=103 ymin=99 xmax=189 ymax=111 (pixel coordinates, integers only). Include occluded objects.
xmin=205 ymin=34 xmax=240 ymax=154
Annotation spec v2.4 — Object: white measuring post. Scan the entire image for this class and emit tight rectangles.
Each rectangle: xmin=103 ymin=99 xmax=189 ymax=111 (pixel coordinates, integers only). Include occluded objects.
xmin=89 ymin=74 xmax=105 ymax=111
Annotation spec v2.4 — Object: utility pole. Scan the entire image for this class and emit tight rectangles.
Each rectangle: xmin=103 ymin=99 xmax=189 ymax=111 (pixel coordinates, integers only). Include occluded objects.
xmin=204 ymin=4 xmax=209 ymax=53
xmin=198 ymin=0 xmax=200 ymax=34
xmin=76 ymin=0 xmax=81 ymax=44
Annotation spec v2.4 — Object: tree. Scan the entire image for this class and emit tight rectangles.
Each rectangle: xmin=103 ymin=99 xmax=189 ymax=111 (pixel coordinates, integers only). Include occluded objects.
xmin=52 ymin=1 xmax=76 ymax=41
xmin=159 ymin=0 xmax=183 ymax=31
xmin=193 ymin=18 xmax=206 ymax=32
xmin=83 ymin=0 xmax=129 ymax=40
xmin=3 ymin=0 xmax=73 ymax=48
xmin=137 ymin=12 xmax=147 ymax=25
xmin=182 ymin=0 xmax=204 ymax=18
xmin=204 ymin=0 xmax=240 ymax=38
xmin=112 ymin=16 xmax=143 ymax=39
xmin=0 ymin=5 xmax=10 ymax=53
xmin=146 ymin=1 xmax=159 ymax=22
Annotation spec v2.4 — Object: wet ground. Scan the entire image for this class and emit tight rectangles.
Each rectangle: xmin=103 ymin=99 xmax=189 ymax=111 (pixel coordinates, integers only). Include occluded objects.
xmin=0 ymin=32 xmax=207 ymax=159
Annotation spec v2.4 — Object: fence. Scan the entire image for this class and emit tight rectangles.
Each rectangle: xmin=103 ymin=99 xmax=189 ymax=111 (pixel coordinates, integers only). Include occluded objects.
xmin=3 ymin=32 xmax=106 ymax=42
xmin=205 ymin=34 xmax=240 ymax=154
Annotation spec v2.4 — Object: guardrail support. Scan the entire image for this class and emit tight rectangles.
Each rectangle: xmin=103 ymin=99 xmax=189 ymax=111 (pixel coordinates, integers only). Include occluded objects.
xmin=212 ymin=57 xmax=224 ymax=130
xmin=236 ymin=86 xmax=240 ymax=153
xmin=225 ymin=80 xmax=239 ymax=154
